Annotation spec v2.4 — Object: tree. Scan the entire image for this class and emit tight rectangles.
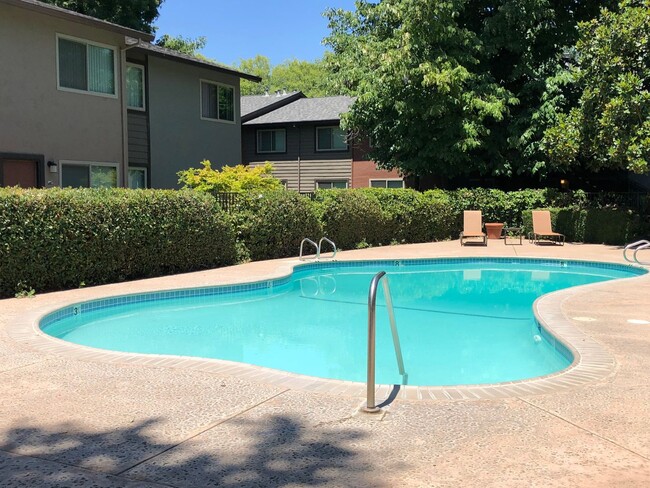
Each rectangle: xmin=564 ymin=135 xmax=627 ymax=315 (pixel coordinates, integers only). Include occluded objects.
xmin=155 ymin=34 xmax=207 ymax=57
xmin=543 ymin=0 xmax=650 ymax=174
xmin=177 ymin=161 xmax=284 ymax=193
xmin=324 ymin=0 xmax=613 ymax=179
xmin=236 ymin=56 xmax=338 ymax=97
xmin=41 ymin=0 xmax=163 ymax=34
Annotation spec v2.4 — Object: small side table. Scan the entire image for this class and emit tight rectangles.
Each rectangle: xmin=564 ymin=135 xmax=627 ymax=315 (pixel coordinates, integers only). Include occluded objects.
xmin=485 ymin=222 xmax=504 ymax=240
xmin=502 ymin=227 xmax=523 ymax=245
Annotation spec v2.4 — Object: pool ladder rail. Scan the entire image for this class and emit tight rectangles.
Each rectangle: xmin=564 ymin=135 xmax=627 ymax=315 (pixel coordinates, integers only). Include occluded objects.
xmin=364 ymin=271 xmax=408 ymax=413
xmin=299 ymin=237 xmax=337 ymax=261
xmin=624 ymin=239 xmax=650 ymax=266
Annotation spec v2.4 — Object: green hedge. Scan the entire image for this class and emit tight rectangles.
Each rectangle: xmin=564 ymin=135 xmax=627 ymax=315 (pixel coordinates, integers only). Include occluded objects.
xmin=0 ymin=188 xmax=236 ymax=297
xmin=232 ymin=191 xmax=322 ymax=261
xmin=522 ymin=208 xmax=647 ymax=244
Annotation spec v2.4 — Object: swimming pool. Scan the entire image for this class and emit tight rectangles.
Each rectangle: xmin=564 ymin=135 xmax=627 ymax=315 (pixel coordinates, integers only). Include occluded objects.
xmin=40 ymin=258 xmax=645 ymax=387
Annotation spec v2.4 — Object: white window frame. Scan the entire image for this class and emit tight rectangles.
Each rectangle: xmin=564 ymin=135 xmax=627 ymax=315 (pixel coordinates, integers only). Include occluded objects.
xmin=126 ymin=63 xmax=146 ymax=111
xmin=199 ymin=79 xmax=236 ymax=124
xmin=59 ymin=160 xmax=121 ymax=188
xmin=55 ymin=34 xmax=118 ymax=99
xmin=316 ymin=126 xmax=348 ymax=152
xmin=128 ymin=166 xmax=148 ymax=189
xmin=315 ymin=180 xmax=349 ymax=190
xmin=369 ymin=178 xmax=405 ymax=189
xmin=256 ymin=129 xmax=286 ymax=154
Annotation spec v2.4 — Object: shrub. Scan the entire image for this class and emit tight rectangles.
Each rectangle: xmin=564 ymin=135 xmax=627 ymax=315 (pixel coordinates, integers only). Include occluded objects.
xmin=232 ymin=191 xmax=321 ymax=261
xmin=0 ymin=188 xmax=236 ymax=297
xmin=178 ymin=160 xmax=283 ymax=193
xmin=314 ymin=190 xmax=385 ymax=249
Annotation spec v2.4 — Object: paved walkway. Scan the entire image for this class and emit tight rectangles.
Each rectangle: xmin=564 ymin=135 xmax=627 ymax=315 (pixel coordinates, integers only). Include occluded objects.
xmin=1 ymin=241 xmax=649 ymax=487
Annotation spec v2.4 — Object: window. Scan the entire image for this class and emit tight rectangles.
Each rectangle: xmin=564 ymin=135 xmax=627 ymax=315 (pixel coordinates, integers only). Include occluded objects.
xmin=201 ymin=80 xmax=235 ymax=122
xmin=61 ymin=162 xmax=118 ymax=188
xmin=316 ymin=126 xmax=348 ymax=151
xmin=128 ymin=167 xmax=147 ymax=189
xmin=57 ymin=35 xmax=116 ymax=96
xmin=126 ymin=64 xmax=145 ymax=110
xmin=316 ymin=180 xmax=348 ymax=189
xmin=370 ymin=179 xmax=404 ymax=189
xmin=257 ymin=129 xmax=286 ymax=153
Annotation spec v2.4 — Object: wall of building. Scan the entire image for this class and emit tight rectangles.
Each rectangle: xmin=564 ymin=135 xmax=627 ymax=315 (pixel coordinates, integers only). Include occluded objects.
xmin=0 ymin=3 xmax=126 ymax=187
xmin=351 ymin=160 xmax=403 ymax=188
xmin=147 ymin=57 xmax=242 ymax=188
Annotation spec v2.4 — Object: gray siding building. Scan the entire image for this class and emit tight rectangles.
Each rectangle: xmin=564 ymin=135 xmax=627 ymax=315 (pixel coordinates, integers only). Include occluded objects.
xmin=0 ymin=0 xmax=258 ymax=190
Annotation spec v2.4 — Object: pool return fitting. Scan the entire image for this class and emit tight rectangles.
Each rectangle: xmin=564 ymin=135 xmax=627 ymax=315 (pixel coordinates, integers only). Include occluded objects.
xmin=364 ymin=271 xmax=408 ymax=413
xmin=299 ymin=237 xmax=337 ymax=261
xmin=624 ymin=239 xmax=650 ymax=266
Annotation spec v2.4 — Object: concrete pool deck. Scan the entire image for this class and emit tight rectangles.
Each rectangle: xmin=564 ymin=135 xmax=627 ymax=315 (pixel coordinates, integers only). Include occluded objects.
xmin=0 ymin=241 xmax=649 ymax=486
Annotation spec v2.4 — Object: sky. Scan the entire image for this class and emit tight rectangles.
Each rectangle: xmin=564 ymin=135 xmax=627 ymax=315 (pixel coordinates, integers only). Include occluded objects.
xmin=153 ymin=0 xmax=358 ymax=67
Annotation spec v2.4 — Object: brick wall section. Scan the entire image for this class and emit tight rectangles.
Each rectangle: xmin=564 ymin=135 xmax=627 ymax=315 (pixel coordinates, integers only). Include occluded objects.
xmin=352 ymin=160 xmax=402 ymax=188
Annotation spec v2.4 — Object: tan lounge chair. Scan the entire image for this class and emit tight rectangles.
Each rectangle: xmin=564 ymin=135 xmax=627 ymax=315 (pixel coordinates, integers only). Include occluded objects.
xmin=460 ymin=210 xmax=487 ymax=246
xmin=531 ymin=210 xmax=565 ymax=245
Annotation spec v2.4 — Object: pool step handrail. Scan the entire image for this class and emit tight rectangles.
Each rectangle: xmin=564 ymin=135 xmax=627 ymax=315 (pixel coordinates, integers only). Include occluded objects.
xmin=624 ymin=239 xmax=650 ymax=265
xmin=299 ymin=238 xmax=319 ymax=261
xmin=318 ymin=237 xmax=337 ymax=260
xmin=299 ymin=237 xmax=337 ymax=261
xmin=364 ymin=271 xmax=407 ymax=413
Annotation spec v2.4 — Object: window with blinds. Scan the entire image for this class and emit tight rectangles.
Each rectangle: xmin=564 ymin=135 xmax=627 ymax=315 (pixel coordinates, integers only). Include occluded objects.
xmin=126 ymin=64 xmax=145 ymax=110
xmin=57 ymin=35 xmax=116 ymax=96
xmin=200 ymin=80 xmax=235 ymax=122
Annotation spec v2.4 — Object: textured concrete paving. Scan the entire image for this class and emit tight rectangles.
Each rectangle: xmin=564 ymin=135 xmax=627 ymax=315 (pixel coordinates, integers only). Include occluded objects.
xmin=1 ymin=241 xmax=649 ymax=487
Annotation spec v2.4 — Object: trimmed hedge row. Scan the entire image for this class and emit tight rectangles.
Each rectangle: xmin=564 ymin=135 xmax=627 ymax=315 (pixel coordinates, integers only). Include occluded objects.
xmin=522 ymin=208 xmax=646 ymax=245
xmin=0 ymin=188 xmax=236 ymax=297
xmin=2 ymin=187 xmax=646 ymax=297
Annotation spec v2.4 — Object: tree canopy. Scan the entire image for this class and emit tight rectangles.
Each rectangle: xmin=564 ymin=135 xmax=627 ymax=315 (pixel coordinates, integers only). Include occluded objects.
xmin=543 ymin=0 xmax=650 ymax=174
xmin=41 ymin=0 xmax=163 ymax=34
xmin=325 ymin=0 xmax=616 ymax=179
xmin=155 ymin=34 xmax=207 ymax=56
xmin=236 ymin=56 xmax=338 ymax=97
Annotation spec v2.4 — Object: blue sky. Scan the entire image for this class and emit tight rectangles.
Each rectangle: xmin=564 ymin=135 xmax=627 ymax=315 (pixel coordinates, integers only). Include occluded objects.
xmin=154 ymin=0 xmax=358 ymax=67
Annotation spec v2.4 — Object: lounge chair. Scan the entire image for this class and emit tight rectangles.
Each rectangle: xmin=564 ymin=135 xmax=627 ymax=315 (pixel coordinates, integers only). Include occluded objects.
xmin=531 ymin=210 xmax=565 ymax=245
xmin=460 ymin=210 xmax=487 ymax=246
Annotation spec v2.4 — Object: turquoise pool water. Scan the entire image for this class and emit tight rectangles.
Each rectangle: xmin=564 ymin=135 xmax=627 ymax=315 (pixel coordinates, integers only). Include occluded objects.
xmin=41 ymin=259 xmax=644 ymax=386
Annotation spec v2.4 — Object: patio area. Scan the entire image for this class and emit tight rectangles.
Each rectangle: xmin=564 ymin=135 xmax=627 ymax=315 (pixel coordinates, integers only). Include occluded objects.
xmin=0 ymin=240 xmax=649 ymax=487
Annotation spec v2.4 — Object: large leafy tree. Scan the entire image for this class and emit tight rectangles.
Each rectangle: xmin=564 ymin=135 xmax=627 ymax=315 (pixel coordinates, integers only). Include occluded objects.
xmin=237 ymin=56 xmax=338 ymax=97
xmin=41 ymin=0 xmax=163 ymax=34
xmin=325 ymin=0 xmax=613 ymax=179
xmin=155 ymin=34 xmax=207 ymax=56
xmin=544 ymin=0 xmax=650 ymax=174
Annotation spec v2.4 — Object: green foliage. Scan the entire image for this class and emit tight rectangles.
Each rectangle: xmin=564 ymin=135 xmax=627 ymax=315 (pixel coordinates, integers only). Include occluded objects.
xmin=236 ymin=55 xmax=339 ymax=97
xmin=522 ymin=207 xmax=646 ymax=244
xmin=232 ymin=192 xmax=322 ymax=261
xmin=0 ymin=188 xmax=237 ymax=298
xmin=325 ymin=0 xmax=613 ymax=178
xmin=543 ymin=0 xmax=650 ymax=174
xmin=155 ymin=34 xmax=208 ymax=56
xmin=314 ymin=190 xmax=385 ymax=249
xmin=41 ymin=0 xmax=163 ymax=33
xmin=178 ymin=161 xmax=284 ymax=194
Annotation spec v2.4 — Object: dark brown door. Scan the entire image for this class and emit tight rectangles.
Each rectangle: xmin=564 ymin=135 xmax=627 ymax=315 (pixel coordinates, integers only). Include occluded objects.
xmin=1 ymin=159 xmax=38 ymax=188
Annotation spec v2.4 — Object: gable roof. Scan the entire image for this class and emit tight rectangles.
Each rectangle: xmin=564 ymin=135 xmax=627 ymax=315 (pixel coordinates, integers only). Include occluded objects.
xmin=243 ymin=96 xmax=355 ymax=125
xmin=134 ymin=42 xmax=262 ymax=82
xmin=241 ymin=91 xmax=306 ymax=122
xmin=1 ymin=0 xmax=155 ymax=42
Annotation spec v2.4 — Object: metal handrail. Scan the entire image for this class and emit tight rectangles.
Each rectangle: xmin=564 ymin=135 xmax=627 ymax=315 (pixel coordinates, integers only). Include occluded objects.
xmin=318 ymin=237 xmax=338 ymax=260
xmin=299 ymin=238 xmax=319 ymax=261
xmin=624 ymin=240 xmax=650 ymax=265
xmin=364 ymin=271 xmax=407 ymax=413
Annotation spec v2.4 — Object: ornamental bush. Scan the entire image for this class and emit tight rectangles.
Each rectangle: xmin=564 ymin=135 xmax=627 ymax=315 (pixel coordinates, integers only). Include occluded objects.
xmin=232 ymin=191 xmax=322 ymax=261
xmin=0 ymin=188 xmax=237 ymax=297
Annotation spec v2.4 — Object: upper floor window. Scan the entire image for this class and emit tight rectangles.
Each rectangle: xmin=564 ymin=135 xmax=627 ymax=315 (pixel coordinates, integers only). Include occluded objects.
xmin=257 ymin=129 xmax=286 ymax=153
xmin=201 ymin=80 xmax=234 ymax=122
xmin=57 ymin=35 xmax=116 ymax=96
xmin=316 ymin=126 xmax=348 ymax=151
xmin=126 ymin=64 xmax=145 ymax=110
